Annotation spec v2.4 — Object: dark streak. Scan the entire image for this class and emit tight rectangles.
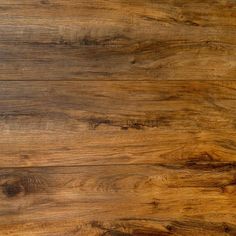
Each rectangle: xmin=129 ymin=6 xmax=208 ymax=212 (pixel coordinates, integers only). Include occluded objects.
xmin=184 ymin=161 xmax=236 ymax=171
xmin=157 ymin=161 xmax=236 ymax=171
xmin=86 ymin=116 xmax=170 ymax=130
xmin=216 ymin=139 xmax=236 ymax=151
xmin=147 ymin=198 xmax=160 ymax=208
xmin=183 ymin=20 xmax=199 ymax=26
xmin=22 ymin=34 xmax=130 ymax=49
xmin=103 ymin=230 xmax=132 ymax=236
xmin=133 ymin=228 xmax=171 ymax=236
xmin=87 ymin=118 xmax=112 ymax=130
xmin=189 ymin=152 xmax=215 ymax=162
xmin=141 ymin=15 xmax=167 ymax=23
xmin=91 ymin=220 xmax=171 ymax=236
xmin=169 ymin=17 xmax=199 ymax=26
xmin=40 ymin=0 xmax=50 ymax=4
xmin=79 ymin=36 xmax=101 ymax=46
xmin=90 ymin=221 xmax=132 ymax=236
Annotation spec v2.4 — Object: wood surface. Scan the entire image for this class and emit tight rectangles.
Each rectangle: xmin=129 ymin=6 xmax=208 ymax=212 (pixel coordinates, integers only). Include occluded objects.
xmin=0 ymin=1 xmax=236 ymax=235
xmin=0 ymin=0 xmax=236 ymax=81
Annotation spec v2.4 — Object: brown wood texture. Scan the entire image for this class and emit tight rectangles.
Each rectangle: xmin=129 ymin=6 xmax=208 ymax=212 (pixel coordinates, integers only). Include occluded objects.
xmin=0 ymin=0 xmax=235 ymax=81
xmin=0 ymin=165 xmax=236 ymax=235
xmin=0 ymin=1 xmax=236 ymax=235
xmin=0 ymin=81 xmax=236 ymax=167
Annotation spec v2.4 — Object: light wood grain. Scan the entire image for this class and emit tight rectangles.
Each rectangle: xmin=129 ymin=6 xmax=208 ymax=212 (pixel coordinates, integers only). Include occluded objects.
xmin=0 ymin=81 xmax=236 ymax=167
xmin=0 ymin=0 xmax=235 ymax=80
xmin=0 ymin=165 xmax=235 ymax=235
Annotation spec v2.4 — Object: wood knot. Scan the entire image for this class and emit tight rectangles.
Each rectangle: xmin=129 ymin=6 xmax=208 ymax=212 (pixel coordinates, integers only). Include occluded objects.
xmin=1 ymin=174 xmax=47 ymax=198
xmin=166 ymin=225 xmax=173 ymax=232
xmin=223 ymin=223 xmax=231 ymax=233
xmin=2 ymin=182 xmax=23 ymax=198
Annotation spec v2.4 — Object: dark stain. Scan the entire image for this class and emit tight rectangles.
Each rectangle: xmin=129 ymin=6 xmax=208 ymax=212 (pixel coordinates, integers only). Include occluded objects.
xmin=119 ymin=218 xmax=236 ymax=235
xmin=185 ymin=160 xmax=236 ymax=171
xmin=87 ymin=116 xmax=170 ymax=130
xmin=230 ymin=174 xmax=236 ymax=185
xmin=103 ymin=230 xmax=132 ymax=236
xmin=129 ymin=122 xmax=143 ymax=130
xmin=150 ymin=202 xmax=159 ymax=208
xmin=90 ymin=221 xmax=132 ymax=236
xmin=30 ymin=34 xmax=130 ymax=48
xmin=141 ymin=15 xmax=165 ymax=23
xmin=40 ymin=0 xmax=50 ymax=4
xmin=88 ymin=117 xmax=165 ymax=130
xmin=0 ymin=6 xmax=11 ymax=11
xmin=221 ymin=174 xmax=236 ymax=193
xmin=183 ymin=20 xmax=199 ymax=26
xmin=122 ymin=117 xmax=170 ymax=130
xmin=80 ymin=36 xmax=100 ymax=46
xmin=88 ymin=117 xmax=112 ymax=129
xmin=0 ymin=112 xmax=41 ymax=119
xmin=79 ymin=35 xmax=129 ymax=47
xmin=2 ymin=182 xmax=23 ymax=198
xmin=169 ymin=16 xmax=199 ymax=26
xmin=58 ymin=37 xmax=70 ymax=46
xmin=1 ymin=174 xmax=48 ymax=198
xmin=20 ymin=154 xmax=30 ymax=160
xmin=91 ymin=221 xmax=171 ymax=236
xmin=148 ymin=198 xmax=160 ymax=208
xmin=226 ymin=3 xmax=234 ymax=9
xmin=162 ymin=95 xmax=179 ymax=101
xmin=90 ymin=221 xmax=101 ymax=228
xmin=223 ymin=224 xmax=230 ymax=233
xmin=185 ymin=152 xmax=216 ymax=169
xmin=216 ymin=139 xmax=236 ymax=151
xmin=133 ymin=228 xmax=171 ymax=236
xmin=166 ymin=225 xmax=173 ymax=232
xmin=83 ymin=5 xmax=115 ymax=11
xmin=20 ymin=175 xmax=47 ymax=194
xmin=141 ymin=15 xmax=199 ymax=27
xmin=130 ymin=58 xmax=136 ymax=64
xmin=190 ymin=152 xmax=215 ymax=162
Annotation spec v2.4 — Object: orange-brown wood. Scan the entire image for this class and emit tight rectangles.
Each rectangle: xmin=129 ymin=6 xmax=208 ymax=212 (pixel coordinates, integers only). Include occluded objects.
xmin=0 ymin=0 xmax=235 ymax=81
xmin=0 ymin=165 xmax=236 ymax=235
xmin=0 ymin=81 xmax=236 ymax=167
xmin=0 ymin=1 xmax=236 ymax=235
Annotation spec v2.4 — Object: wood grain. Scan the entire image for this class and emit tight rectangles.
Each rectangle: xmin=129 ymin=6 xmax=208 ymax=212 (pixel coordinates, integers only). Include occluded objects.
xmin=0 ymin=0 xmax=235 ymax=80
xmin=1 ymin=1 xmax=236 ymax=235
xmin=0 ymin=165 xmax=235 ymax=235
xmin=0 ymin=81 xmax=236 ymax=167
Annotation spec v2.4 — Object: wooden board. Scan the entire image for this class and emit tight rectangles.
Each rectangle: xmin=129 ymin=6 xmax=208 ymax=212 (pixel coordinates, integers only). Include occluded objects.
xmin=0 ymin=0 xmax=235 ymax=80
xmin=0 ymin=81 xmax=236 ymax=167
xmin=0 ymin=1 xmax=236 ymax=235
xmin=0 ymin=165 xmax=236 ymax=235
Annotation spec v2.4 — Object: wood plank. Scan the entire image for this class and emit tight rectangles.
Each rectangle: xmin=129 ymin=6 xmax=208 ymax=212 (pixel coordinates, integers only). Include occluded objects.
xmin=0 ymin=81 xmax=236 ymax=167
xmin=0 ymin=0 xmax=235 ymax=80
xmin=2 ymin=220 xmax=236 ymax=236
xmin=0 ymin=164 xmax=235 ymax=235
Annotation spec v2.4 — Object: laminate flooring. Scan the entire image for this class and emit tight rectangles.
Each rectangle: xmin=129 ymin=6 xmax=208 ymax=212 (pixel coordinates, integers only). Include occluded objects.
xmin=0 ymin=1 xmax=236 ymax=235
